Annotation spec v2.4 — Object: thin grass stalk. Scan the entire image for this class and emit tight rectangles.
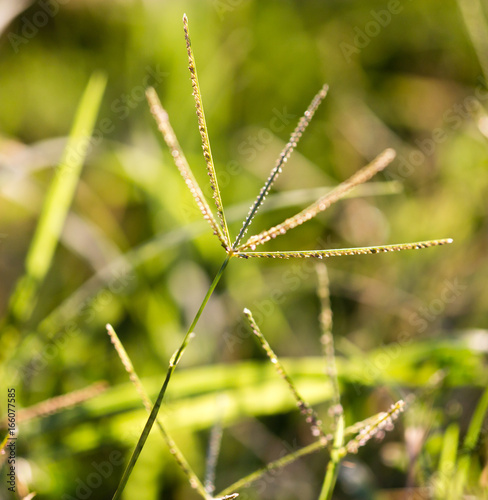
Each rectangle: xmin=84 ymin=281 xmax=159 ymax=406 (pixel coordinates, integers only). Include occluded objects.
xmin=319 ymin=400 xmax=405 ymax=500
xmin=14 ymin=382 xmax=107 ymax=424
xmin=106 ymin=324 xmax=209 ymax=499
xmin=318 ymin=414 xmax=344 ymax=500
xmin=217 ymin=438 xmax=325 ymax=498
xmin=244 ymin=308 xmax=329 ymax=443
xmin=236 ymin=238 xmax=453 ymax=259
xmin=146 ymin=87 xmax=228 ymax=248
xmin=316 ymin=264 xmax=342 ymax=423
xmin=183 ymin=14 xmax=230 ymax=248
xmin=112 ymin=255 xmax=231 ymax=500
xmin=237 ymin=148 xmax=396 ymax=251
xmin=233 ymin=84 xmax=329 ymax=248
xmin=204 ymin=416 xmax=224 ymax=496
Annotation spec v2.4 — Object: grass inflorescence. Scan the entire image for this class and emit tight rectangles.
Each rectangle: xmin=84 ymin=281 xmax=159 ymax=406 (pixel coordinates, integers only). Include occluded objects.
xmin=110 ymin=13 xmax=454 ymax=500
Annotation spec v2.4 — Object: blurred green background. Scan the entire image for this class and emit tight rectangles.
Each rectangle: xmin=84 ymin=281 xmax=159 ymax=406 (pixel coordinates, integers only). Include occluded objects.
xmin=0 ymin=0 xmax=487 ymax=499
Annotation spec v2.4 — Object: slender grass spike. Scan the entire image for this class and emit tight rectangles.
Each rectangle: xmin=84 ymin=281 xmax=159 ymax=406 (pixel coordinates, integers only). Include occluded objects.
xmin=233 ymin=84 xmax=329 ymax=247
xmin=244 ymin=308 xmax=330 ymax=444
xmin=106 ymin=324 xmax=210 ymax=498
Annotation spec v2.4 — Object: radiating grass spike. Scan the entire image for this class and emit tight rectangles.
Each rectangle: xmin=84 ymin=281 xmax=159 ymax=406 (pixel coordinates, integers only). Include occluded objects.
xmin=107 ymin=324 xmax=210 ymax=499
xmin=235 ymin=238 xmax=453 ymax=259
xmin=183 ymin=14 xmax=230 ymax=248
xmin=233 ymin=84 xmax=329 ymax=247
xmin=146 ymin=87 xmax=228 ymax=249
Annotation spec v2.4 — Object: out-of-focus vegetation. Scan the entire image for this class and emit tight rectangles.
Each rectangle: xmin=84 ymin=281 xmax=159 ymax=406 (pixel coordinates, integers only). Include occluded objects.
xmin=0 ymin=0 xmax=487 ymax=499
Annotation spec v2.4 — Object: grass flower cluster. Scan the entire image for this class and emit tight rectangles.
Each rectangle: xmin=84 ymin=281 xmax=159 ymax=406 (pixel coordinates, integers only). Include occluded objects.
xmin=111 ymin=14 xmax=452 ymax=500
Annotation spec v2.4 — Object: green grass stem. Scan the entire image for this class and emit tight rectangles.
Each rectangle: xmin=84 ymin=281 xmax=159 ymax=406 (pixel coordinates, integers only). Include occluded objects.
xmin=112 ymin=254 xmax=231 ymax=500
xmin=319 ymin=413 xmax=345 ymax=500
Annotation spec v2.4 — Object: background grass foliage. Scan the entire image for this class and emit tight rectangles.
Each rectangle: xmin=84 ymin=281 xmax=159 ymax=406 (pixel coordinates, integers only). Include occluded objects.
xmin=0 ymin=1 xmax=487 ymax=499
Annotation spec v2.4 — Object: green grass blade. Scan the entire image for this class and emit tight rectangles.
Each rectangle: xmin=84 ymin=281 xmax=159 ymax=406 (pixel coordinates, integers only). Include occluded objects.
xmin=453 ymin=386 xmax=488 ymax=498
xmin=435 ymin=423 xmax=459 ymax=500
xmin=8 ymin=72 xmax=107 ymax=324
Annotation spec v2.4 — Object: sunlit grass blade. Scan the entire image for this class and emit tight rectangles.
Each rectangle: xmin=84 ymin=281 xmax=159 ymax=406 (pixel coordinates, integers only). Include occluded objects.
xmin=106 ymin=324 xmax=210 ymax=499
xmin=183 ymin=14 xmax=230 ymax=248
xmin=146 ymin=87 xmax=228 ymax=249
xmin=235 ymin=238 xmax=453 ymax=259
xmin=243 ymin=308 xmax=329 ymax=443
xmin=237 ymin=148 xmax=396 ymax=251
xmin=233 ymin=84 xmax=329 ymax=248
xmin=7 ymin=72 xmax=107 ymax=324
xmin=452 ymin=386 xmax=488 ymax=498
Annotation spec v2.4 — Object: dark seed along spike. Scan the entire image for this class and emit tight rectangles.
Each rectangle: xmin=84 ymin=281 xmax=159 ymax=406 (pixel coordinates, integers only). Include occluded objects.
xmin=235 ymin=238 xmax=453 ymax=259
